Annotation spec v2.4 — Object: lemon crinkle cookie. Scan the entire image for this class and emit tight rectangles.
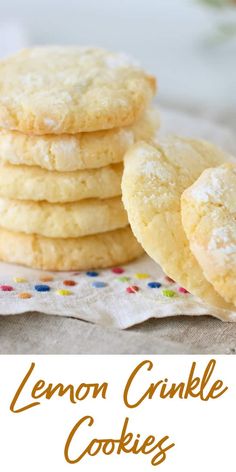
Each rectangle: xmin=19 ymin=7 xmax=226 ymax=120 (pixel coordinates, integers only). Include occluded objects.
xmin=181 ymin=163 xmax=236 ymax=306
xmin=0 ymin=108 xmax=159 ymax=171
xmin=0 ymin=196 xmax=128 ymax=238
xmin=122 ymin=135 xmax=234 ymax=310
xmin=0 ymin=46 xmax=156 ymax=134
xmin=0 ymin=226 xmax=143 ymax=271
xmin=0 ymin=161 xmax=123 ymax=202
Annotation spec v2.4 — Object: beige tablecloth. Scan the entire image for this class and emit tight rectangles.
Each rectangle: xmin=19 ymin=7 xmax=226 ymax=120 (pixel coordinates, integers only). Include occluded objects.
xmin=1 ymin=312 xmax=236 ymax=354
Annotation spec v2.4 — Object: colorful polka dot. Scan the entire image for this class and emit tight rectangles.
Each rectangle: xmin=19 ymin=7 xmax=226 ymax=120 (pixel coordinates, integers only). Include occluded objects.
xmin=165 ymin=276 xmax=175 ymax=284
xmin=162 ymin=289 xmax=176 ymax=297
xmin=56 ymin=289 xmax=72 ymax=296
xmin=0 ymin=285 xmax=14 ymax=292
xmin=63 ymin=280 xmax=77 ymax=286
xmin=86 ymin=271 xmax=99 ymax=277
xmin=112 ymin=267 xmax=124 ymax=274
xmin=178 ymin=287 xmax=189 ymax=294
xmin=34 ymin=284 xmax=50 ymax=292
xmin=148 ymin=282 xmax=162 ymax=289
xmin=117 ymin=276 xmax=130 ymax=282
xmin=92 ymin=281 xmax=107 ymax=288
xmin=40 ymin=275 xmax=54 ymax=282
xmin=18 ymin=292 xmax=32 ymax=299
xmin=14 ymin=277 xmax=27 ymax=283
xmin=135 ymin=273 xmax=149 ymax=279
xmin=126 ymin=285 xmax=140 ymax=294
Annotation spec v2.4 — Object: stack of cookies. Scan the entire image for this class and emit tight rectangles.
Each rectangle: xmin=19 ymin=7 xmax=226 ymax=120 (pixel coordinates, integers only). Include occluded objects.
xmin=0 ymin=46 xmax=157 ymax=270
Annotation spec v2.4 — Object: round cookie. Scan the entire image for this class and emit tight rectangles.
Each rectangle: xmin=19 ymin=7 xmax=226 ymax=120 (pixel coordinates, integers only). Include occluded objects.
xmin=0 ymin=196 xmax=128 ymax=238
xmin=181 ymin=163 xmax=236 ymax=306
xmin=122 ymin=136 xmax=234 ymax=310
xmin=0 ymin=226 xmax=143 ymax=271
xmin=0 ymin=46 xmax=156 ymax=134
xmin=0 ymin=162 xmax=123 ymax=202
xmin=0 ymin=108 xmax=159 ymax=172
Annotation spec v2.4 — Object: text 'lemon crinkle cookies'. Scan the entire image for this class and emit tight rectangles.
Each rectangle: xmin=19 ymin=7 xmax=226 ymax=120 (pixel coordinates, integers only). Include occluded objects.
xmin=181 ymin=163 xmax=236 ymax=306
xmin=0 ymin=46 xmax=158 ymax=270
xmin=122 ymin=136 xmax=235 ymax=310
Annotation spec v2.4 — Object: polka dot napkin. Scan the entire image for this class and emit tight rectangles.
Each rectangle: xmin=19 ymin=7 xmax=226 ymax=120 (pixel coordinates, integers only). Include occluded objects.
xmin=0 ymin=255 xmax=235 ymax=327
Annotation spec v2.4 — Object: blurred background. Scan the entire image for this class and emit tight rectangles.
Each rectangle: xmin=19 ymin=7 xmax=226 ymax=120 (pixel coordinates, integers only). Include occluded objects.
xmin=0 ymin=0 xmax=235 ymax=127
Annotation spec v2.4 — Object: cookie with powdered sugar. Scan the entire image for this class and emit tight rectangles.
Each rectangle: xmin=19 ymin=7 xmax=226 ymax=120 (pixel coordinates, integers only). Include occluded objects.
xmin=0 ymin=196 xmax=128 ymax=238
xmin=0 ymin=161 xmax=123 ymax=202
xmin=0 ymin=108 xmax=159 ymax=171
xmin=0 ymin=226 xmax=143 ymax=271
xmin=122 ymin=135 xmax=234 ymax=310
xmin=181 ymin=163 xmax=236 ymax=306
xmin=0 ymin=47 xmax=156 ymax=134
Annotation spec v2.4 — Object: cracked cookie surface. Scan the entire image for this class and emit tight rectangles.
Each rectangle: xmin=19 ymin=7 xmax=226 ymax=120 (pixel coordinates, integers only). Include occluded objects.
xmin=0 ymin=161 xmax=123 ymax=202
xmin=0 ymin=196 xmax=128 ymax=238
xmin=0 ymin=226 xmax=143 ymax=270
xmin=0 ymin=47 xmax=156 ymax=134
xmin=0 ymin=108 xmax=159 ymax=171
xmin=181 ymin=163 xmax=236 ymax=306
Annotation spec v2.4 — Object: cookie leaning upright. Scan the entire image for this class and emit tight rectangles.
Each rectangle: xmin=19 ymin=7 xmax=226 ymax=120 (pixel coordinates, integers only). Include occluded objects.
xmin=122 ymin=136 xmax=234 ymax=309
xmin=181 ymin=163 xmax=236 ymax=306
xmin=0 ymin=47 xmax=156 ymax=134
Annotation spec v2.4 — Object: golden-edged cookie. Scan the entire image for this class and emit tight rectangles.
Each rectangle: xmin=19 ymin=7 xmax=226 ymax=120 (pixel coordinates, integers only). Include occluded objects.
xmin=0 ymin=196 xmax=128 ymax=238
xmin=181 ymin=163 xmax=236 ymax=306
xmin=122 ymin=136 xmax=234 ymax=309
xmin=0 ymin=108 xmax=159 ymax=171
xmin=0 ymin=46 xmax=156 ymax=134
xmin=0 ymin=162 xmax=123 ymax=202
xmin=0 ymin=226 xmax=143 ymax=270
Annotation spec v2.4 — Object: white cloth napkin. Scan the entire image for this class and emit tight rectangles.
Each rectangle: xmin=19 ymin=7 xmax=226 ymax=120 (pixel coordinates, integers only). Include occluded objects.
xmin=0 ymin=110 xmax=235 ymax=328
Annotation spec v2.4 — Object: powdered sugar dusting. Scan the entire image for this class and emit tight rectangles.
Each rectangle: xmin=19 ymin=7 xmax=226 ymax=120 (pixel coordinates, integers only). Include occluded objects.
xmin=208 ymin=226 xmax=236 ymax=255
xmin=190 ymin=185 xmax=212 ymax=203
xmin=43 ymin=118 xmax=58 ymax=128
xmin=140 ymin=159 xmax=172 ymax=181
xmin=143 ymin=194 xmax=158 ymax=204
xmin=190 ymin=169 xmax=225 ymax=203
xmin=53 ymin=138 xmax=79 ymax=155
xmin=20 ymin=73 xmax=44 ymax=88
